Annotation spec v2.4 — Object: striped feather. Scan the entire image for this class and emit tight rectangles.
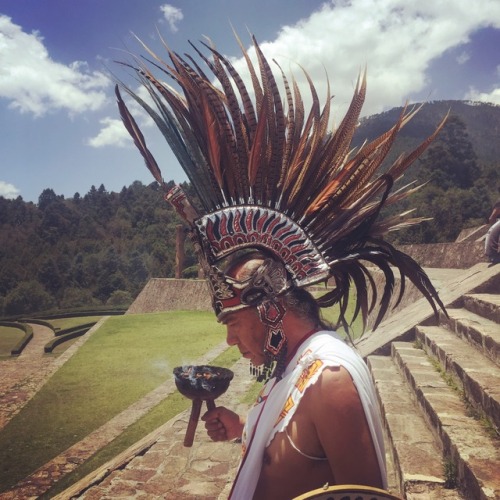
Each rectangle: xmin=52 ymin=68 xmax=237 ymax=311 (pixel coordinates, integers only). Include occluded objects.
xmin=115 ymin=85 xmax=163 ymax=186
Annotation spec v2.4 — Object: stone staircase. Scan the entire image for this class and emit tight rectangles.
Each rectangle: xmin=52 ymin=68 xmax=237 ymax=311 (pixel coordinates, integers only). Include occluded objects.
xmin=368 ymin=282 xmax=500 ymax=498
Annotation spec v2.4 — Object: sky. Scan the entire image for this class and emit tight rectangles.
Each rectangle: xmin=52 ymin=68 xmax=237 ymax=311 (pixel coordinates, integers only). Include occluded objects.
xmin=0 ymin=0 xmax=499 ymax=203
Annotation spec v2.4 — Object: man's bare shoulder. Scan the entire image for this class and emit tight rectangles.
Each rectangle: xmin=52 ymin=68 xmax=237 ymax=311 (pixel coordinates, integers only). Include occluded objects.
xmin=308 ymin=366 xmax=359 ymax=400
xmin=306 ymin=366 xmax=366 ymax=424
xmin=305 ymin=366 xmax=384 ymax=488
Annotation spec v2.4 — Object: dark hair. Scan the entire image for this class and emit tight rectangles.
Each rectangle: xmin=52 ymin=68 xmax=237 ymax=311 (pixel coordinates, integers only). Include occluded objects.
xmin=282 ymin=287 xmax=332 ymax=330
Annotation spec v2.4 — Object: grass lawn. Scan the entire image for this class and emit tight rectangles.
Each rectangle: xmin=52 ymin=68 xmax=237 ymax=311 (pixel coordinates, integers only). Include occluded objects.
xmin=0 ymin=311 xmax=227 ymax=493
xmin=42 ymin=345 xmax=242 ymax=498
xmin=49 ymin=316 xmax=103 ymax=331
xmin=49 ymin=316 xmax=105 ymax=355
xmin=0 ymin=326 xmax=24 ymax=358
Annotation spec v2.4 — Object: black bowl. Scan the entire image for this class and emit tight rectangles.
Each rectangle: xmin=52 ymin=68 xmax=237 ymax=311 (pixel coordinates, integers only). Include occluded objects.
xmin=173 ymin=365 xmax=234 ymax=400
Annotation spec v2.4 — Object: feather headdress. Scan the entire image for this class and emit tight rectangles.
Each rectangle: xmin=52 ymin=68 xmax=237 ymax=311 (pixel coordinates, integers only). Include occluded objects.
xmin=115 ymin=33 xmax=446 ymax=336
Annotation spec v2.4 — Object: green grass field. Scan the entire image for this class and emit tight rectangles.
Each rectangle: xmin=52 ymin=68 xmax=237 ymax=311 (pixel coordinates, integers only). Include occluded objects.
xmin=0 ymin=326 xmax=24 ymax=358
xmin=0 ymin=311 xmax=227 ymax=493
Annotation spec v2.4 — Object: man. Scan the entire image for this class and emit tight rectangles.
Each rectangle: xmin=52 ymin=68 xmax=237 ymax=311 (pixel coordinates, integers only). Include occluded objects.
xmin=202 ymin=251 xmax=386 ymax=499
xmin=115 ymin=32 xmax=445 ymax=500
xmin=485 ymin=201 xmax=500 ymax=264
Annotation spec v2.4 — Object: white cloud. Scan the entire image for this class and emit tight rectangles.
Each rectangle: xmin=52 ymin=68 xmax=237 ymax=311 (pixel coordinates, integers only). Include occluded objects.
xmin=0 ymin=15 xmax=109 ymax=117
xmin=465 ymin=86 xmax=500 ymax=105
xmin=159 ymin=4 xmax=184 ymax=33
xmin=456 ymin=51 xmax=470 ymax=65
xmin=88 ymin=117 xmax=130 ymax=147
xmin=0 ymin=181 xmax=20 ymax=199
xmin=89 ymin=86 xmax=155 ymax=148
xmin=98 ymin=0 xmax=500 ymax=149
xmin=227 ymin=0 xmax=500 ymax=116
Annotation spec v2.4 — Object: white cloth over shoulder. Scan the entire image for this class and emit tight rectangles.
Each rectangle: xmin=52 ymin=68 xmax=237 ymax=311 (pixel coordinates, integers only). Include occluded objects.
xmin=230 ymin=330 xmax=387 ymax=499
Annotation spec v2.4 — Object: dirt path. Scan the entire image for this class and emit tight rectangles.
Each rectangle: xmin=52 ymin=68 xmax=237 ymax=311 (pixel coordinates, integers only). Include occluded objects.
xmin=0 ymin=320 xmax=106 ymax=431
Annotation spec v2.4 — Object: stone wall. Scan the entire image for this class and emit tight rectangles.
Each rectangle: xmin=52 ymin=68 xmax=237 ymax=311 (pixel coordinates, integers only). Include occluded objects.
xmin=127 ymin=278 xmax=212 ymax=314
xmin=398 ymin=240 xmax=485 ymax=269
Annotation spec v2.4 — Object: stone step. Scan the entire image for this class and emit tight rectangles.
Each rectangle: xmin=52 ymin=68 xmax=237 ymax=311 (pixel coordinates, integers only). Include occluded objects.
xmin=392 ymin=341 xmax=500 ymax=500
xmin=368 ymin=356 xmax=463 ymax=499
xmin=438 ymin=308 xmax=500 ymax=366
xmin=416 ymin=325 xmax=500 ymax=433
xmin=463 ymin=294 xmax=500 ymax=324
xmin=54 ymin=357 xmax=253 ymax=500
xmin=473 ymin=270 xmax=500 ymax=296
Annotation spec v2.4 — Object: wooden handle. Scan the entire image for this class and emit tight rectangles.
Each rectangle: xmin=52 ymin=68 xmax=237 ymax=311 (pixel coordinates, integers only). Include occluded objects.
xmin=206 ymin=399 xmax=216 ymax=411
xmin=184 ymin=398 xmax=202 ymax=447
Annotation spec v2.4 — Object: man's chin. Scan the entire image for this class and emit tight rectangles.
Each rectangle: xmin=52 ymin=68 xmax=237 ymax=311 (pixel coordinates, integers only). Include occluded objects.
xmin=240 ymin=350 xmax=265 ymax=365
xmin=249 ymin=355 xmax=265 ymax=366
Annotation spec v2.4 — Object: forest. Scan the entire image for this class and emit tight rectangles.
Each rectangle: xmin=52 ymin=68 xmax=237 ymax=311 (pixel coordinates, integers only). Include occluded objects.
xmin=0 ymin=181 xmax=199 ymax=317
xmin=0 ymin=100 xmax=498 ymax=317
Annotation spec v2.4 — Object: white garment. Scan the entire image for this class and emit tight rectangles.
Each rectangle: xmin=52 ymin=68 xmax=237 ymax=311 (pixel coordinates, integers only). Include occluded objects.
xmin=229 ymin=330 xmax=387 ymax=499
xmin=485 ymin=219 xmax=500 ymax=259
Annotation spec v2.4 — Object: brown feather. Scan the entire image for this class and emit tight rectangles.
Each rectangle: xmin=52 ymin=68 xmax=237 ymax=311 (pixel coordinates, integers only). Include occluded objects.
xmin=115 ymin=85 xmax=164 ymax=186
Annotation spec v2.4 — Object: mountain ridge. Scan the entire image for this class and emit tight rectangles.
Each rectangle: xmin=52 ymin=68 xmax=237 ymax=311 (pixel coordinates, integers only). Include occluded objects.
xmin=0 ymin=99 xmax=498 ymax=317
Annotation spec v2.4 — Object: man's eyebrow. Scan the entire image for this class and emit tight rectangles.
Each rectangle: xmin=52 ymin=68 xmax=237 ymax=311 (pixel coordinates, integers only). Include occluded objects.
xmin=221 ymin=314 xmax=235 ymax=325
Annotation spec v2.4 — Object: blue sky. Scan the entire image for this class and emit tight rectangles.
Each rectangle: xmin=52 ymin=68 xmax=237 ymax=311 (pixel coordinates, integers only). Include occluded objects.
xmin=0 ymin=0 xmax=499 ymax=203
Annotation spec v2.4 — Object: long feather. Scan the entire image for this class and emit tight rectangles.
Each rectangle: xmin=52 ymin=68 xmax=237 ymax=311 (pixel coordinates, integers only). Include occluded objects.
xmin=273 ymin=60 xmax=296 ymax=195
xmin=232 ymin=29 xmax=263 ymax=113
xmin=115 ymin=85 xmax=163 ymax=186
xmin=248 ymin=100 xmax=269 ymax=189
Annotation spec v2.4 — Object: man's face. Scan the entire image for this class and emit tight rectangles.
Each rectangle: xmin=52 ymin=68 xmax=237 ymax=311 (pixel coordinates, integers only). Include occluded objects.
xmin=222 ymin=307 xmax=267 ymax=366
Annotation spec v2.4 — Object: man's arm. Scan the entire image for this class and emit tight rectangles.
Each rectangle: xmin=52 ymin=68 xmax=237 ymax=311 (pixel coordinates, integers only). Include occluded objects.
xmin=311 ymin=366 xmax=384 ymax=488
xmin=489 ymin=206 xmax=500 ymax=224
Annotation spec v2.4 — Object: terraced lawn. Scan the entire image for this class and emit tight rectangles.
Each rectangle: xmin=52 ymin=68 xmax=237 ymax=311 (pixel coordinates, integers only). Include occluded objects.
xmin=0 ymin=311 xmax=227 ymax=492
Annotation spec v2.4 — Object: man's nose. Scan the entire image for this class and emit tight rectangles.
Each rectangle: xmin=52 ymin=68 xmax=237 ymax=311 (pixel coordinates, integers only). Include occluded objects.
xmin=226 ymin=328 xmax=237 ymax=346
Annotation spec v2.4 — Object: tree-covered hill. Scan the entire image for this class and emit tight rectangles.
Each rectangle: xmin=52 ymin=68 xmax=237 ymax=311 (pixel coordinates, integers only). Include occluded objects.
xmin=0 ymin=100 xmax=498 ymax=317
xmin=354 ymin=100 xmax=499 ymax=243
xmin=355 ymin=100 xmax=500 ymax=166
xmin=0 ymin=181 xmax=198 ymax=317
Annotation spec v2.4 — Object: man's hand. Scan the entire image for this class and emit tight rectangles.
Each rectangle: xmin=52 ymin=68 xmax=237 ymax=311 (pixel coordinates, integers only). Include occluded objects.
xmin=201 ymin=406 xmax=245 ymax=442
